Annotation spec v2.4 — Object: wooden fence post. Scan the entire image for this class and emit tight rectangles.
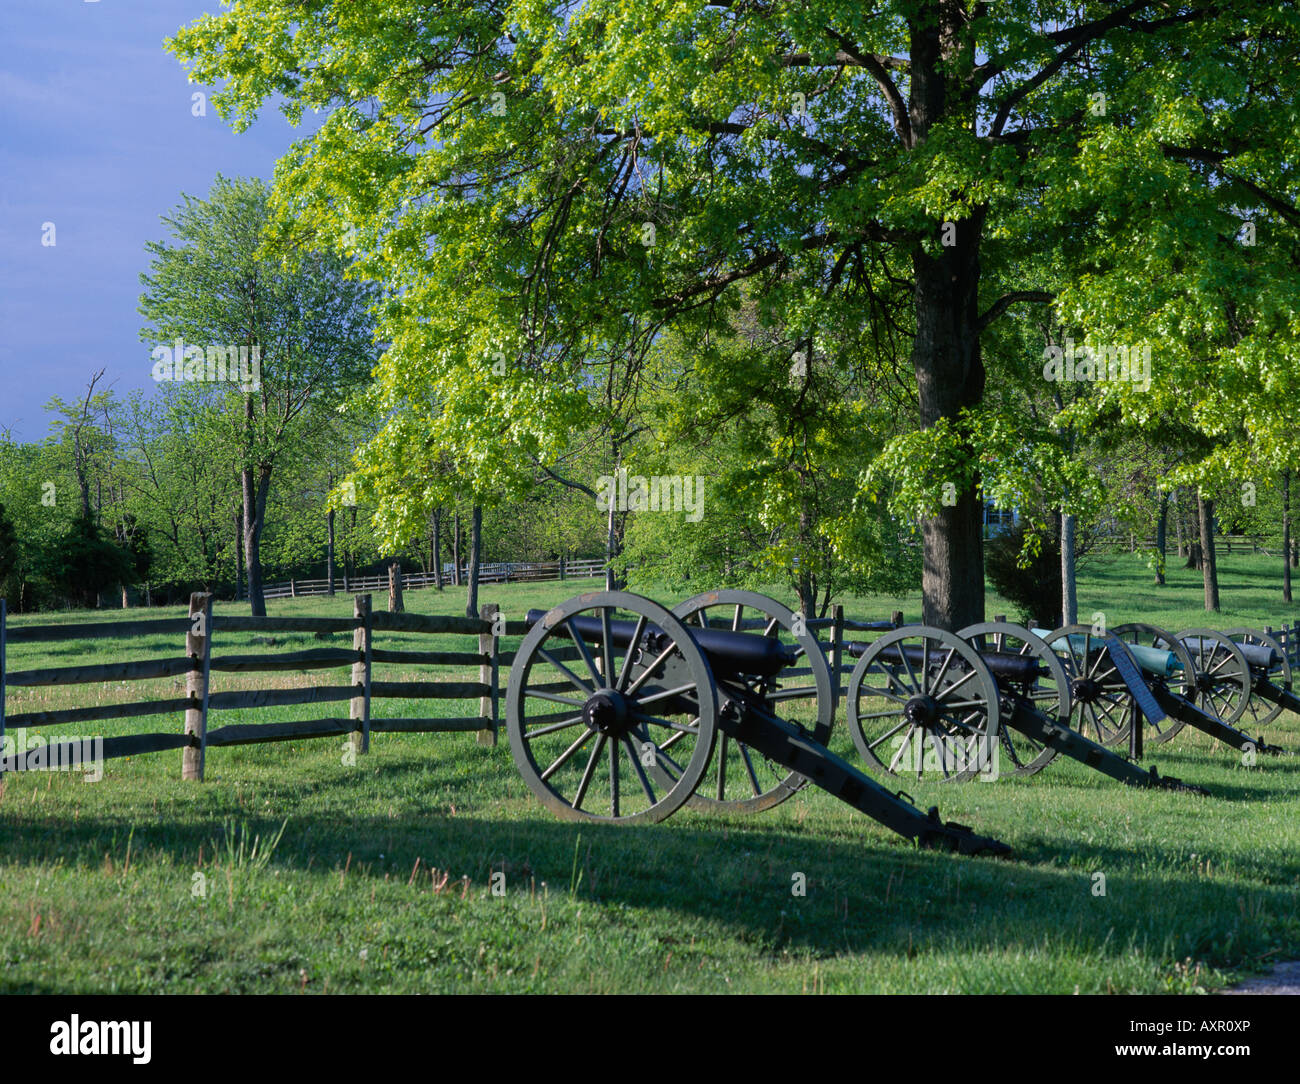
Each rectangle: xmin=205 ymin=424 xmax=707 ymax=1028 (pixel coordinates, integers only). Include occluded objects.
xmin=183 ymin=592 xmax=213 ymax=781
xmin=891 ymin=610 xmax=904 ymax=628
xmin=350 ymin=594 xmax=372 ymax=755
xmin=830 ymin=603 xmax=844 ymax=699
xmin=478 ymin=602 xmax=499 ymax=746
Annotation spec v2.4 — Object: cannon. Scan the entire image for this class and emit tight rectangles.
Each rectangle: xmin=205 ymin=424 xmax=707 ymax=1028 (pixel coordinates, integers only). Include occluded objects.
xmin=1036 ymin=623 xmax=1285 ymax=758
xmin=1221 ymin=627 xmax=1300 ymax=731
xmin=842 ymin=622 xmax=1206 ymax=793
xmin=506 ymin=590 xmax=1010 ymax=856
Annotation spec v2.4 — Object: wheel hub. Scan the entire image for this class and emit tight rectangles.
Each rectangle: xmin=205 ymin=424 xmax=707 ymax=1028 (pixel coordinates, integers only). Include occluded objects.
xmin=903 ymin=695 xmax=942 ymax=726
xmin=583 ymin=688 xmax=632 ymax=736
xmin=1071 ymin=677 xmax=1101 ymax=703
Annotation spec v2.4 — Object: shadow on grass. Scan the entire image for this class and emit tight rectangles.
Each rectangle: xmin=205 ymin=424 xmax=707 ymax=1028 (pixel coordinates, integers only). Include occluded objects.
xmin=2 ymin=773 xmax=1296 ymax=971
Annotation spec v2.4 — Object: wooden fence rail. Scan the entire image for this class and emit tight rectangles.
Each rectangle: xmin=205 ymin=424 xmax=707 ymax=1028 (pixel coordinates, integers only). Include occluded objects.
xmin=3 ymin=594 xmax=1297 ymax=783
xmin=0 ymin=594 xmax=497 ymax=780
xmin=263 ymin=558 xmax=607 ymax=600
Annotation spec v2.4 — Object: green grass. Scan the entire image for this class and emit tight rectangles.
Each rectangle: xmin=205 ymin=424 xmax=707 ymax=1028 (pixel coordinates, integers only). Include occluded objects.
xmin=1 ymin=556 xmax=1297 ymax=993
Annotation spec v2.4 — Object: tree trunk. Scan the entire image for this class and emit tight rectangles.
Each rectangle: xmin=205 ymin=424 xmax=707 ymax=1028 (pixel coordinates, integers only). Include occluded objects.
xmin=1173 ymin=489 xmax=1186 ymax=557
xmin=905 ymin=9 xmax=988 ymax=632
xmin=241 ymin=463 xmax=272 ymax=616
xmin=1198 ymin=495 xmax=1220 ymax=611
xmin=911 ymin=214 xmax=988 ymax=630
xmin=326 ymin=504 xmax=336 ymax=596
xmin=1185 ymin=541 xmax=1202 ymax=570
xmin=1154 ymin=490 xmax=1167 ymax=585
xmin=432 ymin=507 xmax=444 ymax=591
xmin=1284 ymin=471 xmax=1292 ymax=603
xmin=234 ymin=509 xmax=244 ymax=601
xmin=452 ymin=509 xmax=461 ymax=587
xmin=387 ymin=556 xmax=404 ymax=612
xmin=1060 ymin=511 xmax=1077 ymax=626
xmin=466 ymin=505 xmax=482 ymax=618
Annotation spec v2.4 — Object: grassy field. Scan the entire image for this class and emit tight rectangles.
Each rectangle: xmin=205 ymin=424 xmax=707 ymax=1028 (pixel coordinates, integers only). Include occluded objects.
xmin=1 ymin=554 xmax=1297 ymax=994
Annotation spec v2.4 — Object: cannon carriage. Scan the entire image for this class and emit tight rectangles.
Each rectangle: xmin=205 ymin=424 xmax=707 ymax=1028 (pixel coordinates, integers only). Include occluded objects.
xmin=1035 ymin=623 xmax=1286 ymax=758
xmin=842 ymin=621 xmax=1208 ymax=793
xmin=502 ymin=586 xmax=1300 ymax=858
xmin=506 ymin=590 xmax=1010 ymax=855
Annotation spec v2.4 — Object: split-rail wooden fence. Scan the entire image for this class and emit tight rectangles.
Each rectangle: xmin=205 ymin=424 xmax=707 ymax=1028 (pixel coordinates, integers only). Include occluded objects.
xmin=0 ymin=594 xmax=507 ymax=781
xmin=2 ymin=594 xmax=1297 ymax=783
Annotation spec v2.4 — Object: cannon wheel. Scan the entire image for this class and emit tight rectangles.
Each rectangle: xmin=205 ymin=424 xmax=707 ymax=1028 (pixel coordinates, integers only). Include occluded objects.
xmin=1038 ymin=624 xmax=1144 ymax=746
xmin=957 ymin=621 xmax=1073 ymax=777
xmin=1225 ymin=627 xmax=1292 ymax=729
xmin=505 ymin=591 xmax=718 ymax=824
xmin=1175 ymin=628 xmax=1251 ymax=726
xmin=671 ymin=589 xmax=834 ymax=814
xmin=1110 ymin=623 xmax=1196 ymax=744
xmin=846 ymin=626 xmax=1001 ymax=783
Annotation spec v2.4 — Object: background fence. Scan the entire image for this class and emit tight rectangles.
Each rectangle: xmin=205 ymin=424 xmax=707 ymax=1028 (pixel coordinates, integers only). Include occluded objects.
xmin=263 ymin=558 xmax=607 ymax=600
xmin=3 ymin=595 xmax=1298 ymax=781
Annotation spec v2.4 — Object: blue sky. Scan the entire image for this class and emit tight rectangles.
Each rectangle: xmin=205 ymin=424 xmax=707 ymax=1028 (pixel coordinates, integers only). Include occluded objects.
xmin=0 ymin=0 xmax=322 ymax=442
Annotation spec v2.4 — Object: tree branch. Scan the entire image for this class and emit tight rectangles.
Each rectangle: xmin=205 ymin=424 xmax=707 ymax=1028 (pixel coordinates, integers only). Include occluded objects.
xmin=977 ymin=290 xmax=1054 ymax=331
xmin=823 ymin=26 xmax=913 ymax=146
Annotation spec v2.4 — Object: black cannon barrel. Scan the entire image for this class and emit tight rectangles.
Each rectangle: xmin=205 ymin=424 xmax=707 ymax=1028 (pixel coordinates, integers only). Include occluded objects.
xmin=846 ymin=641 xmax=1043 ymax=685
xmin=1180 ymin=636 xmax=1277 ymax=671
xmin=524 ymin=609 xmax=797 ymax=680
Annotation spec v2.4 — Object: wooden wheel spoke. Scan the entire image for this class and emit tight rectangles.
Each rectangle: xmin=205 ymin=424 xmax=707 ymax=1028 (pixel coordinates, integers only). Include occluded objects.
xmin=540 ymin=728 xmax=596 ymax=782
xmin=737 ymin=743 xmax=763 ymax=795
xmin=629 ymin=710 xmax=700 ymax=735
xmin=599 ymin=609 xmax=615 ymax=685
xmin=564 ymin=618 xmax=605 ymax=687
xmin=636 ymin=682 xmax=699 ymax=708
xmin=888 ymin=728 xmax=917 ymax=772
xmin=571 ymin=735 xmax=606 ymax=810
xmin=622 ymin=736 xmax=658 ymax=804
xmin=615 ymin=614 xmax=648 ymax=692
xmin=524 ymin=715 xmax=586 ymax=740
xmin=524 ymin=687 xmax=587 ymax=708
xmin=896 ymin=642 xmax=923 ymax=696
xmin=537 ymin=647 xmax=596 ymax=696
xmin=625 ymin=642 xmax=679 ymax=697
xmin=934 ymin=666 xmax=979 ymax=699
xmin=866 ymin=716 xmax=912 ymax=751
xmin=930 ymin=646 xmax=958 ymax=696
xmin=609 ymin=736 xmax=620 ymax=817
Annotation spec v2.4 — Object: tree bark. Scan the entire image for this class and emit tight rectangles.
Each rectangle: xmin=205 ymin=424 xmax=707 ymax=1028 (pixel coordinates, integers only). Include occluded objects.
xmin=326 ymin=504 xmax=336 ymax=596
xmin=241 ymin=463 xmax=272 ymax=616
xmin=1283 ymin=471 xmax=1292 ymax=603
xmin=1060 ymin=511 xmax=1077 ymax=626
xmin=466 ymin=505 xmax=482 ymax=618
xmin=1198 ymin=495 xmax=1220 ymax=611
xmin=234 ymin=509 xmax=244 ymax=601
xmin=432 ymin=507 xmax=444 ymax=590
xmin=1173 ymin=488 xmax=1186 ymax=557
xmin=452 ymin=509 xmax=461 ymax=586
xmin=912 ymin=213 xmax=988 ymax=629
xmin=387 ymin=555 xmax=404 ymax=612
xmin=1154 ymin=490 xmax=1167 ymax=585
xmin=905 ymin=8 xmax=988 ymax=632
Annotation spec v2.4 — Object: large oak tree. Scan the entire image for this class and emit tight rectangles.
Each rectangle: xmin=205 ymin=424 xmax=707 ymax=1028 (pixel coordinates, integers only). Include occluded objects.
xmin=171 ymin=1 xmax=1300 ymax=627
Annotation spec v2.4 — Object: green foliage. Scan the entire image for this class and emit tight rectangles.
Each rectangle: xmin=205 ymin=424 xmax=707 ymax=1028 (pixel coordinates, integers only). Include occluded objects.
xmin=164 ymin=0 xmax=1300 ymax=616
xmin=38 ymin=517 xmax=136 ymax=609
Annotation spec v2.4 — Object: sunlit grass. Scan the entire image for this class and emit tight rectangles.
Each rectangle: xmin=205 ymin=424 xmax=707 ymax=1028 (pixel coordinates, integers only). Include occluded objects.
xmin=0 ymin=555 xmax=1296 ymax=993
